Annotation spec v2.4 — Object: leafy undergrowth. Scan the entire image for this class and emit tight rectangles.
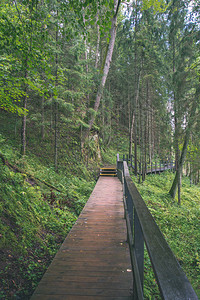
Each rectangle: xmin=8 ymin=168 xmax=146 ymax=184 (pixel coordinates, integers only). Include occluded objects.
xmin=132 ymin=171 xmax=200 ymax=299
xmin=101 ymin=129 xmax=129 ymax=165
xmin=0 ymin=135 xmax=96 ymax=299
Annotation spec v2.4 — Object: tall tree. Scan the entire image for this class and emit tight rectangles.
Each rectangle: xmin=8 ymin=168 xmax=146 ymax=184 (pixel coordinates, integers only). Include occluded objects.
xmin=81 ymin=0 xmax=121 ymax=149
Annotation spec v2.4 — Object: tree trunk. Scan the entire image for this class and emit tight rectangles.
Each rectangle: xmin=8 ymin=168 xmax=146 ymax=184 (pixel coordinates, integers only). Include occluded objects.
xmin=95 ymin=13 xmax=100 ymax=69
xmin=83 ymin=12 xmax=89 ymax=73
xmin=169 ymin=99 xmax=198 ymax=199
xmin=21 ymin=57 xmax=28 ymax=156
xmin=41 ymin=95 xmax=45 ymax=139
xmin=133 ymin=0 xmax=139 ymax=176
xmin=54 ymin=100 xmax=58 ymax=172
xmin=81 ymin=0 xmax=121 ymax=149
xmin=21 ymin=93 xmax=27 ymax=156
xmin=129 ymin=67 xmax=141 ymax=159
xmin=169 ymin=131 xmax=189 ymax=199
xmin=54 ymin=15 xmax=59 ymax=172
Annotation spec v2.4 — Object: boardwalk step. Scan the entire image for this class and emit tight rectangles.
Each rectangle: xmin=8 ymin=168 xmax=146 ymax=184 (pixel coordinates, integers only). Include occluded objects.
xmin=100 ymin=167 xmax=117 ymax=176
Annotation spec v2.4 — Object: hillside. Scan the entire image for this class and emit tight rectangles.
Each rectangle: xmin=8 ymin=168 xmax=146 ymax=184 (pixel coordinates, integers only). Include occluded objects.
xmin=0 ymin=133 xmax=97 ymax=299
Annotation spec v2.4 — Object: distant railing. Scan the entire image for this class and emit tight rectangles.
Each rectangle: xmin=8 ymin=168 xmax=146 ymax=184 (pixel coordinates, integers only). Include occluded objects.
xmin=117 ymin=155 xmax=197 ymax=300
xmin=122 ymin=154 xmax=175 ymax=176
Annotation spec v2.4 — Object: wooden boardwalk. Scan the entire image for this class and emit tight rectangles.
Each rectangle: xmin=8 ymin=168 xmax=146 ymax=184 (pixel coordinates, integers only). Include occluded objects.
xmin=31 ymin=176 xmax=133 ymax=300
xmin=129 ymin=163 xmax=175 ymax=175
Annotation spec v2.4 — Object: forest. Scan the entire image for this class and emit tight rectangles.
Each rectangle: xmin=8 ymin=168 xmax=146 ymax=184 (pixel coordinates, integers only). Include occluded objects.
xmin=0 ymin=0 xmax=199 ymax=299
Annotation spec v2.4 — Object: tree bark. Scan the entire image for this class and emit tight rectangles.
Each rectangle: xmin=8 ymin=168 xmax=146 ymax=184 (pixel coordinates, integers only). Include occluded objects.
xmin=169 ymin=99 xmax=198 ymax=199
xmin=129 ymin=67 xmax=141 ymax=159
xmin=83 ymin=12 xmax=89 ymax=73
xmin=54 ymin=14 xmax=59 ymax=172
xmin=41 ymin=95 xmax=45 ymax=139
xmin=133 ymin=0 xmax=139 ymax=175
xmin=169 ymin=129 xmax=189 ymax=199
xmin=95 ymin=12 xmax=100 ymax=69
xmin=21 ymin=57 xmax=28 ymax=156
xmin=81 ymin=0 xmax=121 ymax=149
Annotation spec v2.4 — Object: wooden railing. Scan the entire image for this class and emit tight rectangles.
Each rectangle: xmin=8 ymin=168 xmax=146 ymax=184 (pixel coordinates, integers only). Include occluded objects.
xmin=117 ymin=155 xmax=198 ymax=300
xmin=122 ymin=154 xmax=175 ymax=176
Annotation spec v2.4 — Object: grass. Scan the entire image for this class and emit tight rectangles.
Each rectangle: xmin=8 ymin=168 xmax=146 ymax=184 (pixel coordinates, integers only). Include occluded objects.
xmin=101 ymin=129 xmax=129 ymax=165
xmin=131 ymin=171 xmax=200 ymax=299
xmin=0 ymin=133 xmax=96 ymax=299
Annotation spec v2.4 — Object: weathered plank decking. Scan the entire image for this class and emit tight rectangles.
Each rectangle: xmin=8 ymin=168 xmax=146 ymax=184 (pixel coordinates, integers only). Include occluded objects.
xmin=31 ymin=176 xmax=133 ymax=300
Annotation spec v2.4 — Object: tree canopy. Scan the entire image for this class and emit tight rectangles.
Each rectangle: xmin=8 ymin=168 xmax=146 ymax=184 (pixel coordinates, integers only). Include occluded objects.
xmin=0 ymin=0 xmax=199 ymax=192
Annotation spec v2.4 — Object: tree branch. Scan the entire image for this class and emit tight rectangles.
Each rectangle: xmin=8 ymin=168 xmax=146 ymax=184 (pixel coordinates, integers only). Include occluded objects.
xmin=0 ymin=153 xmax=64 ymax=193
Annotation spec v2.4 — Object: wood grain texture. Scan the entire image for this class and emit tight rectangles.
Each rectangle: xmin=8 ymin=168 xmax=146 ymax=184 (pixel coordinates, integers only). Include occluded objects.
xmin=31 ymin=177 xmax=133 ymax=300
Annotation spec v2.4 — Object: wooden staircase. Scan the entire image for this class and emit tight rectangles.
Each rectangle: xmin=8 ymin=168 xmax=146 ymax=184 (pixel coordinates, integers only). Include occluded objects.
xmin=100 ymin=167 xmax=117 ymax=177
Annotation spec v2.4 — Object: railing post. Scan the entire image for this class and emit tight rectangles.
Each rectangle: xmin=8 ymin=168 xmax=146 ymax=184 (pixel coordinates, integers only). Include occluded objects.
xmin=117 ymin=153 xmax=120 ymax=170
xmin=121 ymin=172 xmax=126 ymax=220
xmin=134 ymin=210 xmax=144 ymax=297
xmin=125 ymin=179 xmax=133 ymax=234
xmin=139 ymin=162 xmax=141 ymax=183
xmin=123 ymin=154 xmax=125 ymax=161
xmin=130 ymin=155 xmax=133 ymax=170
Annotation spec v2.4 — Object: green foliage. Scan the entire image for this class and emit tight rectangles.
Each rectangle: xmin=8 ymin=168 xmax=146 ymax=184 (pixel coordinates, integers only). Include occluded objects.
xmin=132 ymin=172 xmax=200 ymax=298
xmin=142 ymin=0 xmax=170 ymax=13
xmin=101 ymin=129 xmax=129 ymax=164
xmin=0 ymin=134 xmax=96 ymax=298
xmin=0 ymin=159 xmax=77 ymax=252
xmin=0 ymin=55 xmax=26 ymax=115
xmin=0 ymin=160 xmax=75 ymax=298
xmin=0 ymin=1 xmax=52 ymax=115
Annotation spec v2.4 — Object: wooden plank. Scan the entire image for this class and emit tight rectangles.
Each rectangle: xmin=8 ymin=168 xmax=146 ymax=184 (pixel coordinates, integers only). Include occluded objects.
xmin=31 ymin=295 xmax=132 ymax=300
xmin=31 ymin=177 xmax=132 ymax=300
xmin=34 ymin=281 xmax=131 ymax=291
xmin=33 ymin=288 xmax=130 ymax=297
xmin=39 ymin=274 xmax=131 ymax=282
xmin=43 ymin=270 xmax=132 ymax=278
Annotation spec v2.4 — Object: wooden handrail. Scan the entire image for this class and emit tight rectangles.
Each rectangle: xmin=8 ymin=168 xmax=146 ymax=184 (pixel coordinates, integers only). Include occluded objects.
xmin=117 ymin=156 xmax=198 ymax=300
xmin=123 ymin=154 xmax=175 ymax=176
